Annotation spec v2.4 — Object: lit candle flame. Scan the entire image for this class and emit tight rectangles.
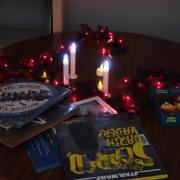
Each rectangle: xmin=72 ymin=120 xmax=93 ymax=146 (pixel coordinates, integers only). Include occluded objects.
xmin=104 ymin=60 xmax=109 ymax=71
xmin=97 ymin=81 xmax=103 ymax=91
xmin=41 ymin=70 xmax=47 ymax=79
xmin=96 ymin=63 xmax=104 ymax=76
xmin=70 ymin=42 xmax=76 ymax=53
xmin=63 ymin=54 xmax=69 ymax=65
xmin=63 ymin=54 xmax=69 ymax=85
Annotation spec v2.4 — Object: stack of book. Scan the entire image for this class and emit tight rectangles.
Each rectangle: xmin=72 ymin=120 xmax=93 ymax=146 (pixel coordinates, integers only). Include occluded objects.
xmin=26 ymin=96 xmax=168 ymax=179
xmin=0 ymin=79 xmax=78 ymax=148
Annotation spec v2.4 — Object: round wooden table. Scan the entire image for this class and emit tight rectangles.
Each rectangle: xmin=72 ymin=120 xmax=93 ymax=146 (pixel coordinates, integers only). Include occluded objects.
xmin=0 ymin=32 xmax=180 ymax=180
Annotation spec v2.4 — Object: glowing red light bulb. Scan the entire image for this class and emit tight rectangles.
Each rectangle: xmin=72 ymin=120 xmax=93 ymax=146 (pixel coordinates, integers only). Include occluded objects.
xmin=138 ymin=82 xmax=145 ymax=89
xmin=119 ymin=39 xmax=123 ymax=43
xmin=101 ymin=48 xmax=106 ymax=55
xmin=72 ymin=87 xmax=76 ymax=92
xmin=122 ymin=95 xmax=132 ymax=102
xmin=4 ymin=63 xmax=8 ymax=68
xmin=60 ymin=44 xmax=65 ymax=49
xmin=27 ymin=58 xmax=35 ymax=67
xmin=175 ymin=83 xmax=180 ymax=88
xmin=50 ymin=57 xmax=53 ymax=62
xmin=96 ymin=40 xmax=100 ymax=44
xmin=108 ymin=32 xmax=113 ymax=36
xmin=123 ymin=78 xmax=129 ymax=83
xmin=155 ymin=81 xmax=164 ymax=89
xmin=71 ymin=95 xmax=78 ymax=102
xmin=53 ymin=80 xmax=59 ymax=86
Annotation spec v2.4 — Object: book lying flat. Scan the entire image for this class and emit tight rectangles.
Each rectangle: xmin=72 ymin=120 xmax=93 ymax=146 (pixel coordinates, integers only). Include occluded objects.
xmin=55 ymin=113 xmax=168 ymax=180
xmin=0 ymin=79 xmax=71 ymax=128
xmin=151 ymin=88 xmax=180 ymax=126
xmin=0 ymin=103 xmax=78 ymax=148
xmin=26 ymin=128 xmax=62 ymax=173
xmin=26 ymin=96 xmax=117 ymax=173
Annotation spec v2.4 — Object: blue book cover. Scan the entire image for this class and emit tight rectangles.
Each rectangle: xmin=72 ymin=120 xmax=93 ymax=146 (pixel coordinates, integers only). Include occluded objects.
xmin=26 ymin=129 xmax=62 ymax=173
xmin=151 ymin=88 xmax=180 ymax=126
xmin=0 ymin=79 xmax=71 ymax=128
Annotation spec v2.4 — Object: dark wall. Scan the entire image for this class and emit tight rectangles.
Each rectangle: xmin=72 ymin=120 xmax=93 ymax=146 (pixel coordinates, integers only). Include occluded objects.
xmin=0 ymin=0 xmax=51 ymax=30
xmin=65 ymin=0 xmax=180 ymax=43
xmin=0 ymin=0 xmax=180 ymax=43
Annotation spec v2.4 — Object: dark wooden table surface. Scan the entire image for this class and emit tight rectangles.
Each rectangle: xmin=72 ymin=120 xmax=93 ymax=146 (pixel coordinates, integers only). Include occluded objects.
xmin=0 ymin=32 xmax=180 ymax=180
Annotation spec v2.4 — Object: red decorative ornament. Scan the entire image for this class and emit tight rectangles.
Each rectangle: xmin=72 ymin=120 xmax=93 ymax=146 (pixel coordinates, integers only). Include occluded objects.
xmin=26 ymin=58 xmax=35 ymax=68
xmin=71 ymin=94 xmax=79 ymax=103
xmin=175 ymin=83 xmax=180 ymax=88
xmin=59 ymin=44 xmax=65 ymax=50
xmin=40 ymin=52 xmax=53 ymax=63
xmin=154 ymin=81 xmax=164 ymax=89
xmin=53 ymin=80 xmax=59 ymax=86
xmin=123 ymin=77 xmax=129 ymax=84
xmin=100 ymin=47 xmax=110 ymax=56
xmin=119 ymin=38 xmax=123 ymax=44
xmin=138 ymin=82 xmax=145 ymax=89
xmin=122 ymin=94 xmax=133 ymax=103
xmin=4 ymin=63 xmax=8 ymax=68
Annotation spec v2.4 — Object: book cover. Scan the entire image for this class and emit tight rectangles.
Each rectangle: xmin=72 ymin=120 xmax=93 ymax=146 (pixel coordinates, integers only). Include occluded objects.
xmin=151 ymin=88 xmax=180 ymax=126
xmin=0 ymin=102 xmax=78 ymax=148
xmin=72 ymin=96 xmax=118 ymax=116
xmin=0 ymin=79 xmax=71 ymax=128
xmin=55 ymin=113 xmax=168 ymax=180
xmin=26 ymin=128 xmax=62 ymax=173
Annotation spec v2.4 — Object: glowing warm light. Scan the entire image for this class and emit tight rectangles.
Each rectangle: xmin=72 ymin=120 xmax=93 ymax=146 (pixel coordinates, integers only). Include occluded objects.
xmin=63 ymin=54 xmax=69 ymax=65
xmin=70 ymin=42 xmax=76 ymax=53
xmin=45 ymin=79 xmax=50 ymax=83
xmin=41 ymin=70 xmax=47 ymax=79
xmin=97 ymin=80 xmax=103 ymax=91
xmin=104 ymin=60 xmax=109 ymax=71
xmin=96 ymin=63 xmax=104 ymax=77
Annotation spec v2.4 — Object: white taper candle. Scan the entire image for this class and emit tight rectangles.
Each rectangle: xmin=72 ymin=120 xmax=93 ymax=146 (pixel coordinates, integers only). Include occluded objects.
xmin=103 ymin=60 xmax=110 ymax=96
xmin=63 ymin=54 xmax=69 ymax=85
xmin=69 ymin=42 xmax=78 ymax=79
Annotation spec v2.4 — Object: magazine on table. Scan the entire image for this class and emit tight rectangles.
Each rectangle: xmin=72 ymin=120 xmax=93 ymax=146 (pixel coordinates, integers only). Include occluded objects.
xmin=55 ymin=113 xmax=168 ymax=180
